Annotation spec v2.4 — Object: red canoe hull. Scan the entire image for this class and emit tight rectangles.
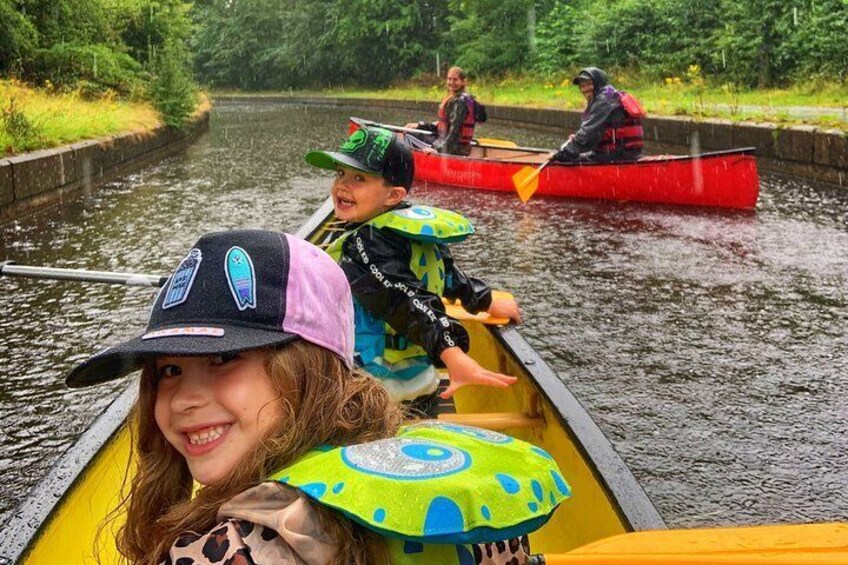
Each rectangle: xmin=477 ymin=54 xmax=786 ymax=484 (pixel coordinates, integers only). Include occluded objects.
xmin=348 ymin=117 xmax=760 ymax=210
xmin=414 ymin=149 xmax=760 ymax=210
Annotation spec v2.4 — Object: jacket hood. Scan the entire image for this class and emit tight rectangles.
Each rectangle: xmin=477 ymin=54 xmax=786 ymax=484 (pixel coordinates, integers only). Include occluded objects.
xmin=573 ymin=67 xmax=610 ymax=93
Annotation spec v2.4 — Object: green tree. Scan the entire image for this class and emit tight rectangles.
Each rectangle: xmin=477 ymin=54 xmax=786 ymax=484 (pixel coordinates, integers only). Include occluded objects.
xmin=28 ymin=43 xmax=142 ymax=95
xmin=0 ymin=0 xmax=37 ymax=74
xmin=150 ymin=36 xmax=197 ymax=126
xmin=15 ymin=0 xmax=113 ymax=46
xmin=712 ymin=0 xmax=795 ymax=87
xmin=572 ymin=0 xmax=724 ymax=79
xmin=533 ymin=0 xmax=587 ymax=75
xmin=184 ymin=0 xmax=848 ymax=88
xmin=192 ymin=0 xmax=448 ymax=89
xmin=191 ymin=0 xmax=291 ymax=89
xmin=325 ymin=0 xmax=444 ymax=86
xmin=446 ymin=0 xmax=535 ymax=76
xmin=109 ymin=0 xmax=195 ymax=67
xmin=782 ymin=0 xmax=848 ymax=83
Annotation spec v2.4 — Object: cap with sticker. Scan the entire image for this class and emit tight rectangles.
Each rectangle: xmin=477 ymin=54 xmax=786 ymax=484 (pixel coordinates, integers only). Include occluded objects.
xmin=65 ymin=230 xmax=354 ymax=387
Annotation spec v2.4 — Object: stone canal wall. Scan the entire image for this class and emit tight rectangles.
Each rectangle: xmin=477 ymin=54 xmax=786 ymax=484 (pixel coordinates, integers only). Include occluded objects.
xmin=0 ymin=109 xmax=210 ymax=225
xmin=221 ymin=95 xmax=846 ymax=188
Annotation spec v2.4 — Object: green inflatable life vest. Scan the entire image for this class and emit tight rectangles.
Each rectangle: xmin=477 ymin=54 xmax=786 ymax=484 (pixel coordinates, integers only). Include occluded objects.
xmin=268 ymin=422 xmax=570 ymax=564
xmin=326 ymin=206 xmax=475 ymax=374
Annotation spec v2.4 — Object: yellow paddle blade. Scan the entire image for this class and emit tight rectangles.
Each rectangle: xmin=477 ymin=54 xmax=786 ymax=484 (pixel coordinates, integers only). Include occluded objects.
xmin=512 ymin=166 xmax=541 ymax=203
xmin=477 ymin=138 xmax=518 ymax=148
xmin=544 ymin=522 xmax=848 ymax=565
xmin=443 ymin=290 xmax=513 ymax=325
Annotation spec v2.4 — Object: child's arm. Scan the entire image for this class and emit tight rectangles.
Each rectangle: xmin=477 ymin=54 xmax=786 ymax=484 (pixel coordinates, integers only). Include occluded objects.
xmin=486 ymin=293 xmax=523 ymax=324
xmin=442 ymin=245 xmax=522 ymax=324
xmin=438 ymin=346 xmax=518 ymax=399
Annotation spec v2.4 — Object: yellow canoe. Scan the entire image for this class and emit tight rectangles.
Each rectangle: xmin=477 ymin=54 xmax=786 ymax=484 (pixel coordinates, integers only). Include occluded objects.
xmin=1 ymin=198 xmax=845 ymax=564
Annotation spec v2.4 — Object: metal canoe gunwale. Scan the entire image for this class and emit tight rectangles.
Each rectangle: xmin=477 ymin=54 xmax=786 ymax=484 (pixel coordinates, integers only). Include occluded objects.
xmin=457 ymin=144 xmax=758 ymax=167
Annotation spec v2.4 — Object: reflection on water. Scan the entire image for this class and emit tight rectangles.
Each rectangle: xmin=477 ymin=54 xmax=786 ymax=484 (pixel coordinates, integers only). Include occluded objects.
xmin=1 ymin=102 xmax=846 ymax=528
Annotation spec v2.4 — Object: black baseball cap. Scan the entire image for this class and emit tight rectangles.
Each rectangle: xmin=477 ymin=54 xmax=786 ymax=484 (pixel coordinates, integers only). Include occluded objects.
xmin=305 ymin=126 xmax=415 ymax=190
xmin=65 ymin=230 xmax=354 ymax=387
xmin=572 ymin=70 xmax=593 ymax=85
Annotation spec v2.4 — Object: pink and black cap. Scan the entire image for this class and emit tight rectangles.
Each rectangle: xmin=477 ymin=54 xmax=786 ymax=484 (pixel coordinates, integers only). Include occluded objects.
xmin=65 ymin=230 xmax=354 ymax=387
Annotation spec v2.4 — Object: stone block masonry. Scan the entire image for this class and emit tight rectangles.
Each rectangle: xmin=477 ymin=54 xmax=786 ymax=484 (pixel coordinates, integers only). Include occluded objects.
xmin=0 ymin=111 xmax=210 ymax=225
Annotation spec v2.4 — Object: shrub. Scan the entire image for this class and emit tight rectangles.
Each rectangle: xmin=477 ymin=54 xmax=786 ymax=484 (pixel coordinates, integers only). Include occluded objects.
xmin=149 ymin=38 xmax=197 ymax=128
xmin=29 ymin=44 xmax=143 ymax=96
xmin=2 ymin=97 xmax=43 ymax=152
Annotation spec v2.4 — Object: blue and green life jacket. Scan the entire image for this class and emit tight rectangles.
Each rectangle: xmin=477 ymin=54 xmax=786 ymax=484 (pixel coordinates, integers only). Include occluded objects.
xmin=326 ymin=206 xmax=474 ymax=381
xmin=268 ymin=422 xmax=571 ymax=564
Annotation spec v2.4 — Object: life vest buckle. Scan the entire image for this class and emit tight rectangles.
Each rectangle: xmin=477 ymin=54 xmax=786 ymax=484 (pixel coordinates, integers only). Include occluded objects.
xmin=385 ymin=334 xmax=409 ymax=350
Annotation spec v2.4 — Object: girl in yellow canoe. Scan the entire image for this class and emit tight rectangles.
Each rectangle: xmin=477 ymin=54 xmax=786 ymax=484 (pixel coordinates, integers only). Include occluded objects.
xmin=63 ymin=230 xmax=569 ymax=563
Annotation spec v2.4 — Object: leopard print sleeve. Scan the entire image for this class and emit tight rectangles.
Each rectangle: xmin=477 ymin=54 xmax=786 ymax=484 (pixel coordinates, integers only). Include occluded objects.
xmin=474 ymin=535 xmax=531 ymax=564
xmin=162 ymin=518 xmax=304 ymax=564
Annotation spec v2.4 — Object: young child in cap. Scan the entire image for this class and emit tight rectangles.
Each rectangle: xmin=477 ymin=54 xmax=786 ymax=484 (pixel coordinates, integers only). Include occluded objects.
xmin=306 ymin=126 xmax=522 ymax=409
xmin=64 ymin=230 xmax=569 ymax=564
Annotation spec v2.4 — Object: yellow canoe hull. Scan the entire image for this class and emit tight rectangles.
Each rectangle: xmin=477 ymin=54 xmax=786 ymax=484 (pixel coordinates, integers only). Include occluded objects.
xmin=5 ymin=199 xmax=845 ymax=564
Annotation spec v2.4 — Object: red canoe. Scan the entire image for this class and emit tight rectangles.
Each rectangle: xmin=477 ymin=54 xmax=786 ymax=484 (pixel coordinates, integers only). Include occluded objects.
xmin=350 ymin=118 xmax=760 ymax=210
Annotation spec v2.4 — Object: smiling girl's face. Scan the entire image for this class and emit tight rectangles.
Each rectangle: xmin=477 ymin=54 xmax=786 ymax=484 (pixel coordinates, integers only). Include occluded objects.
xmin=446 ymin=68 xmax=466 ymax=94
xmin=153 ymin=350 xmax=283 ymax=485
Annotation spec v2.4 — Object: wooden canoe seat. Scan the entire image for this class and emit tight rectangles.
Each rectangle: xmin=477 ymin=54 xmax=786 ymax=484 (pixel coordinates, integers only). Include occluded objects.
xmin=432 ymin=411 xmax=543 ymax=431
xmin=413 ymin=371 xmax=544 ymax=431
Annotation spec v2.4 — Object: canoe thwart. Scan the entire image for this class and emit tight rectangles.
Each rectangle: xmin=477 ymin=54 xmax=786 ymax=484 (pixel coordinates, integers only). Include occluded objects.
xmin=434 ymin=412 xmax=544 ymax=431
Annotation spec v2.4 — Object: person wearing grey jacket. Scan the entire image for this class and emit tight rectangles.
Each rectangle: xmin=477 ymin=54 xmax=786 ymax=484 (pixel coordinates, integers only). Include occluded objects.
xmin=554 ymin=67 xmax=644 ymax=163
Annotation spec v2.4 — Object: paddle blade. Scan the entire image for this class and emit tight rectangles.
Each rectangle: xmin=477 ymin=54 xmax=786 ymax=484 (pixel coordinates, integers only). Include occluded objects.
xmin=512 ymin=166 xmax=541 ymax=203
xmin=545 ymin=522 xmax=848 ymax=565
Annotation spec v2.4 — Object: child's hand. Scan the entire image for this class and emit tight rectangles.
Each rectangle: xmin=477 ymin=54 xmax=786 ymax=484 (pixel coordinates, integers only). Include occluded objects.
xmin=488 ymin=295 xmax=522 ymax=324
xmin=439 ymin=347 xmax=518 ymax=399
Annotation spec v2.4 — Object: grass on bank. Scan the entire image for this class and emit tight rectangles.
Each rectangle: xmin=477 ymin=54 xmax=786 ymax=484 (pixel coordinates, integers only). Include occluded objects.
xmin=1 ymin=79 xmax=162 ymax=156
xmin=316 ymin=73 xmax=848 ymax=131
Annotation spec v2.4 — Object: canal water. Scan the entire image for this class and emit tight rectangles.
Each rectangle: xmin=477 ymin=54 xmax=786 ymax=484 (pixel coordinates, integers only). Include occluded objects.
xmin=1 ymin=101 xmax=846 ymax=528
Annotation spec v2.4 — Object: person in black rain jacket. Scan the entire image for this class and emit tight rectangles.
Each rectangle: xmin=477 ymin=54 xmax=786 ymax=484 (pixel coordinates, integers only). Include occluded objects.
xmin=554 ymin=67 xmax=645 ymax=163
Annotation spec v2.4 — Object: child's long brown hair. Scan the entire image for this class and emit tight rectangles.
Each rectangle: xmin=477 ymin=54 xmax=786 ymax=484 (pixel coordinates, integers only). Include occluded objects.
xmin=115 ymin=341 xmax=403 ymax=564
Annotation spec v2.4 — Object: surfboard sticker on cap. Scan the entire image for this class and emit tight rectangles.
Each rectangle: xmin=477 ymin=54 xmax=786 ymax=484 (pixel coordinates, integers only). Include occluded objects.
xmin=162 ymin=249 xmax=202 ymax=310
xmin=225 ymin=246 xmax=256 ymax=311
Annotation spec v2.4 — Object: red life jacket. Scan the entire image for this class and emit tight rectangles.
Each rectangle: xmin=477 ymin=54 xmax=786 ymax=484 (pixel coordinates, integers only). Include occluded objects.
xmin=437 ymin=92 xmax=476 ymax=147
xmin=598 ymin=91 xmax=645 ymax=155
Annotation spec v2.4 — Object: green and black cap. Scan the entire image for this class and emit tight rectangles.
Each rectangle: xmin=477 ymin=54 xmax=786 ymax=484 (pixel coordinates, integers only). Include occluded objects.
xmin=306 ymin=126 xmax=415 ymax=190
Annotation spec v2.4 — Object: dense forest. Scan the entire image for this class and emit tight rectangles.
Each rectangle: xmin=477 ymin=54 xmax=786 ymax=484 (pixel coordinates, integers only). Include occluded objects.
xmin=190 ymin=0 xmax=848 ymax=89
xmin=2 ymin=0 xmax=847 ymax=102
